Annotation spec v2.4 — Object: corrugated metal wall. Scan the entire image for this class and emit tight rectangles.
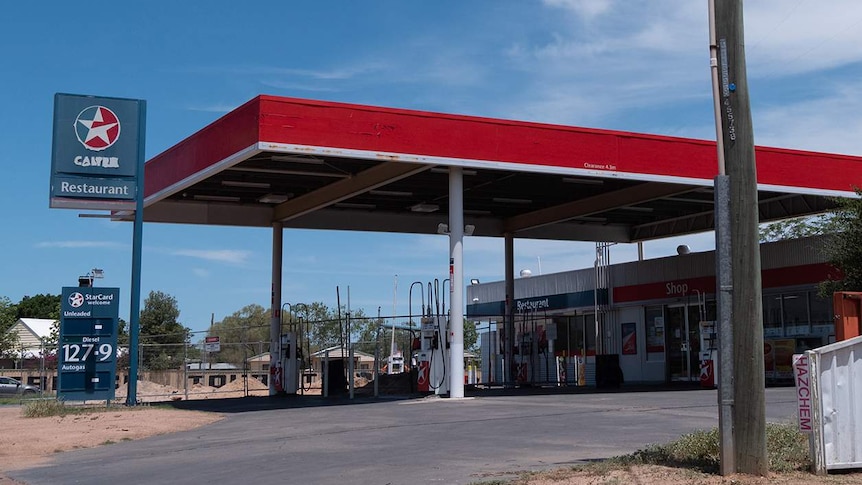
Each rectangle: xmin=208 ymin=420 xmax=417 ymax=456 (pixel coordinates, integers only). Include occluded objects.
xmin=614 ymin=235 xmax=830 ymax=287
xmin=468 ymin=269 xmax=596 ymax=308
xmin=760 ymin=235 xmax=831 ymax=270
xmin=467 ymin=235 xmax=830 ymax=305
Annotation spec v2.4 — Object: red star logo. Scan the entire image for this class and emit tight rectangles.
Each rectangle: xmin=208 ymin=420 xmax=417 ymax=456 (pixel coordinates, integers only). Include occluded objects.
xmin=75 ymin=106 xmax=121 ymax=151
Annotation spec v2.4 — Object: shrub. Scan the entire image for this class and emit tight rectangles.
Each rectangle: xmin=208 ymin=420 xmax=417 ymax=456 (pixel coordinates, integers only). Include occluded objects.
xmin=581 ymin=422 xmax=809 ymax=475
xmin=22 ymin=399 xmax=69 ymax=418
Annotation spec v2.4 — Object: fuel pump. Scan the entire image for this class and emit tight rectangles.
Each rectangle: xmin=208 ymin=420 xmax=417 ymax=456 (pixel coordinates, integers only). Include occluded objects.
xmin=416 ymin=315 xmax=434 ymax=393
xmin=694 ymin=290 xmax=717 ymax=389
xmin=414 ymin=280 xmax=449 ymax=395
xmin=280 ymin=332 xmax=300 ymax=394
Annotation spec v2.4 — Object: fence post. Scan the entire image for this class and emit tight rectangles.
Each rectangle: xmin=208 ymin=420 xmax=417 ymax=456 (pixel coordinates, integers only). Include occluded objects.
xmin=374 ymin=329 xmax=380 ymax=398
xmin=323 ymin=349 xmax=329 ymax=398
xmin=349 ymin=344 xmax=355 ymax=400
xmin=40 ymin=339 xmax=45 ymax=396
xmin=183 ymin=338 xmax=189 ymax=401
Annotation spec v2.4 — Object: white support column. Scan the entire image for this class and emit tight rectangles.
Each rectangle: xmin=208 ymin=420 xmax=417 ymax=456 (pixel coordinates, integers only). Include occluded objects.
xmin=270 ymin=221 xmax=283 ymax=396
xmin=448 ymin=167 xmax=465 ymax=398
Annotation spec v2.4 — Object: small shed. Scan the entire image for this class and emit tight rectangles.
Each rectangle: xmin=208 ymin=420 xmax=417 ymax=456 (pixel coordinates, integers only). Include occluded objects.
xmin=310 ymin=346 xmax=376 ymax=373
xmin=246 ymin=353 xmax=271 ymax=372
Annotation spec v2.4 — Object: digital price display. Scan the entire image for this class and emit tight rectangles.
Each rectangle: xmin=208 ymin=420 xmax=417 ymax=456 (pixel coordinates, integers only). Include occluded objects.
xmin=58 ymin=287 xmax=120 ymax=401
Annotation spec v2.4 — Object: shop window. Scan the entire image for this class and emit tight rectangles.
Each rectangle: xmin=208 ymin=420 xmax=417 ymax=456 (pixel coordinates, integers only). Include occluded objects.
xmin=553 ymin=314 xmax=596 ymax=356
xmin=645 ymin=305 xmax=664 ymax=361
xmin=584 ymin=314 xmax=596 ymax=355
xmin=762 ymin=294 xmax=783 ymax=338
xmin=552 ymin=316 xmax=575 ymax=356
xmin=782 ymin=292 xmax=809 ymax=336
xmin=809 ymin=292 xmax=833 ymax=337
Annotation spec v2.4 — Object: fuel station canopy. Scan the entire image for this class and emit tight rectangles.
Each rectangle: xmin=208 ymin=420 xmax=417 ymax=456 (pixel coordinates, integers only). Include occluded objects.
xmin=132 ymin=95 xmax=861 ymax=242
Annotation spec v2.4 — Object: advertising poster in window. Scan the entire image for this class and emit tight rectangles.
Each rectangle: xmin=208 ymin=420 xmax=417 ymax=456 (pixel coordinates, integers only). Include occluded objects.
xmin=647 ymin=316 xmax=665 ymax=353
xmin=621 ymin=322 xmax=637 ymax=355
xmin=764 ymin=338 xmax=795 ymax=380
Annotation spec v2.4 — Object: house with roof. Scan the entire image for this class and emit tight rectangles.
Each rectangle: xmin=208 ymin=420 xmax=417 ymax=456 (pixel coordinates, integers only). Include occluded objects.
xmin=310 ymin=346 xmax=376 ymax=374
xmin=246 ymin=346 xmax=377 ymax=374
xmin=6 ymin=318 xmax=56 ymax=357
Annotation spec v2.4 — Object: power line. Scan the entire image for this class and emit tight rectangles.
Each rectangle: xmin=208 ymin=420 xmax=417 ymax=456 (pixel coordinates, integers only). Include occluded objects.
xmin=755 ymin=7 xmax=862 ymax=79
xmin=746 ymin=0 xmax=806 ymax=51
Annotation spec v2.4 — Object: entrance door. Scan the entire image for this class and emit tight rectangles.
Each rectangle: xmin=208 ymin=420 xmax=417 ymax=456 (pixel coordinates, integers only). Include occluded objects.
xmin=666 ymin=305 xmax=702 ymax=381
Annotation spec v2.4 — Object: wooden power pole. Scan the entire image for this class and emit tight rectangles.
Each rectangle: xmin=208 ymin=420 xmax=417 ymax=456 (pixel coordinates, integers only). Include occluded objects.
xmin=713 ymin=0 xmax=768 ymax=475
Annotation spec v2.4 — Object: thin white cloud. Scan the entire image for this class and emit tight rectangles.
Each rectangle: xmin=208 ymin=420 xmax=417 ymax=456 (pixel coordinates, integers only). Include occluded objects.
xmin=501 ymin=2 xmax=709 ymax=126
xmin=36 ymin=241 xmax=126 ymax=249
xmin=177 ymin=64 xmax=385 ymax=81
xmin=171 ymin=249 xmax=251 ymax=265
xmin=500 ymin=0 xmax=862 ymax=135
xmin=259 ymin=65 xmax=386 ymax=81
xmin=745 ymin=0 xmax=862 ymax=77
xmin=259 ymin=80 xmax=340 ymax=93
xmin=755 ymin=81 xmax=862 ymax=156
xmin=191 ymin=268 xmax=211 ymax=278
xmin=185 ymin=104 xmax=238 ymax=113
xmin=542 ymin=0 xmax=614 ymax=19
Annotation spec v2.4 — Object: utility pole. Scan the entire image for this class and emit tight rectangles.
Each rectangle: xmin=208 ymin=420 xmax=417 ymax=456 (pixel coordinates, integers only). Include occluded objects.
xmin=712 ymin=0 xmax=768 ymax=475
xmin=708 ymin=0 xmax=734 ymax=475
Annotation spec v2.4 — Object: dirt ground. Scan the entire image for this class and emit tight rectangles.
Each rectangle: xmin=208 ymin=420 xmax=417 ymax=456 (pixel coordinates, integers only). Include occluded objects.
xmin=0 ymin=405 xmax=222 ymax=481
xmin=112 ymin=376 xmax=272 ymax=402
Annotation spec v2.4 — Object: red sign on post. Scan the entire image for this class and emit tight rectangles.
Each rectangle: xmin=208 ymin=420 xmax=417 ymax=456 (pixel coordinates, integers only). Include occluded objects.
xmin=204 ymin=336 xmax=220 ymax=353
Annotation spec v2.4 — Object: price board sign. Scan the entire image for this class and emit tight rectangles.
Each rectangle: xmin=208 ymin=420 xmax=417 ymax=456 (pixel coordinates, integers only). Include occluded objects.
xmin=58 ymin=287 xmax=120 ymax=401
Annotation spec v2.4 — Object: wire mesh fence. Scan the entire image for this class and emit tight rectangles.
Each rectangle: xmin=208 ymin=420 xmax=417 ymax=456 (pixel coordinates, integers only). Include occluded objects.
xmin=1 ymin=314 xmax=499 ymax=402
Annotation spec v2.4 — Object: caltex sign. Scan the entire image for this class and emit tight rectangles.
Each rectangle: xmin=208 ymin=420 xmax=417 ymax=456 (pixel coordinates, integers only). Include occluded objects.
xmin=50 ymin=93 xmax=145 ymax=210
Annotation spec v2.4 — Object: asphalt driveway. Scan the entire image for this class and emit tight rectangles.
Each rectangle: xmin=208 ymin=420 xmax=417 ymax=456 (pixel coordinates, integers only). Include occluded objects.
xmin=10 ymin=386 xmax=800 ymax=485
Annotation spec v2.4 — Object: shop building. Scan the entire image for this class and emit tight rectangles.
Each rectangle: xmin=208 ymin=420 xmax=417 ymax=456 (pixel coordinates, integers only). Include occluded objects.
xmin=466 ymin=236 xmax=839 ymax=386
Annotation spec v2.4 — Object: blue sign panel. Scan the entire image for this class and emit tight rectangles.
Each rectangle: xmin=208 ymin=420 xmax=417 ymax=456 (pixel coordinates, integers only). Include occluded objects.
xmin=465 ymin=289 xmax=609 ymax=317
xmin=50 ymin=93 xmax=145 ymax=209
xmin=51 ymin=175 xmax=137 ymax=200
xmin=58 ymin=287 xmax=120 ymax=401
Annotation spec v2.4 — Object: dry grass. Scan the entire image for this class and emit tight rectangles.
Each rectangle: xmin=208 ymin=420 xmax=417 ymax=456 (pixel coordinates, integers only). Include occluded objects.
xmin=473 ymin=423 xmax=862 ymax=485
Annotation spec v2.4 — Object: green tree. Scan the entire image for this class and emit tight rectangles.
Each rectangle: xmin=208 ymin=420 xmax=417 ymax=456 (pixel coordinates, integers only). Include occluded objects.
xmin=0 ymin=296 xmax=17 ymax=331
xmin=759 ymin=214 xmax=840 ymax=243
xmin=822 ymin=189 xmax=862 ymax=292
xmin=296 ymin=301 xmax=342 ymax=351
xmin=464 ymin=320 xmax=479 ymax=352
xmin=207 ymin=304 xmax=270 ymax=366
xmin=139 ymin=291 xmax=189 ymax=370
xmin=0 ymin=296 xmax=19 ymax=357
xmin=288 ymin=302 xmax=377 ymax=356
xmin=16 ymin=293 xmax=61 ymax=319
xmin=351 ymin=312 xmax=387 ymax=357
xmin=44 ymin=320 xmax=60 ymax=346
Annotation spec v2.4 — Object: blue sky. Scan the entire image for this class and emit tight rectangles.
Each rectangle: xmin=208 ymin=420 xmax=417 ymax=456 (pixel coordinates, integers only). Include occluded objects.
xmin=2 ymin=1 xmax=861 ymax=335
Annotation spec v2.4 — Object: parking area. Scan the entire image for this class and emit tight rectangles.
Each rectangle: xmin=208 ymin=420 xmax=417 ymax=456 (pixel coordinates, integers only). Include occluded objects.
xmin=10 ymin=386 xmax=800 ymax=485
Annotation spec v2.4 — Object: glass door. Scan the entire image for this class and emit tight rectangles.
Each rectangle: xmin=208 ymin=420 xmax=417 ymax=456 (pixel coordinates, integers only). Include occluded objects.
xmin=666 ymin=305 xmax=702 ymax=381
